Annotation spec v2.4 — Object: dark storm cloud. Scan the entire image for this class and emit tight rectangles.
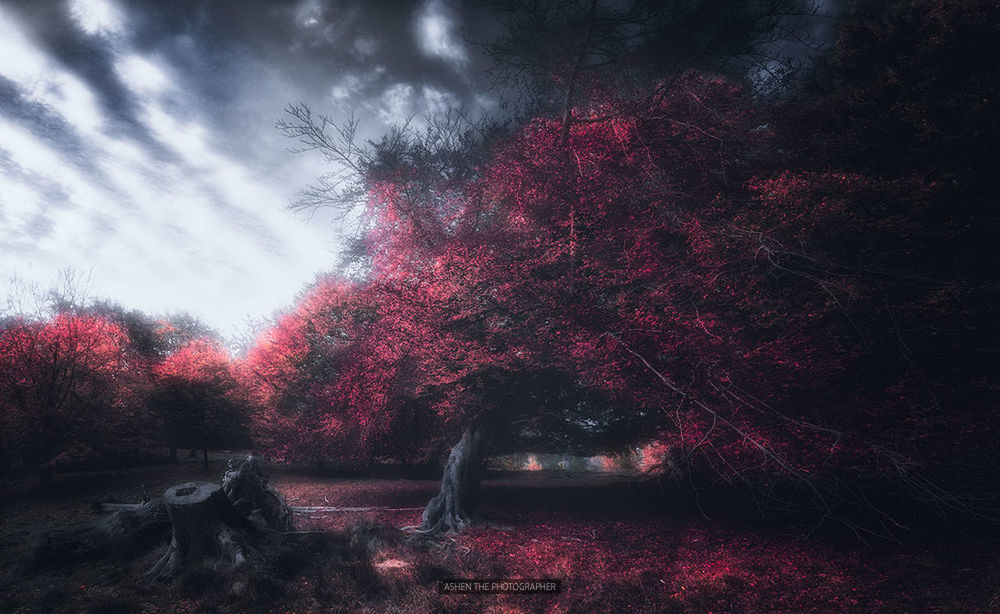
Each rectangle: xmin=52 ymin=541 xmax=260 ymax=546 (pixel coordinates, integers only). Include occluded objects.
xmin=0 ymin=75 xmax=104 ymax=175
xmin=44 ymin=0 xmax=495 ymax=131
xmin=118 ymin=0 xmax=491 ymax=95
xmin=2 ymin=0 xmax=494 ymax=170
xmin=0 ymin=0 xmax=169 ymax=148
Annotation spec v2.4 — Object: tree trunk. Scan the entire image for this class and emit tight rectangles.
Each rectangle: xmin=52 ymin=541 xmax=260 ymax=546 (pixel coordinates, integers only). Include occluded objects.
xmin=202 ymin=448 xmax=209 ymax=471
xmin=25 ymin=499 xmax=169 ymax=573
xmin=418 ymin=420 xmax=493 ymax=534
xmin=146 ymin=481 xmax=254 ymax=582
xmin=170 ymin=446 xmax=178 ymax=462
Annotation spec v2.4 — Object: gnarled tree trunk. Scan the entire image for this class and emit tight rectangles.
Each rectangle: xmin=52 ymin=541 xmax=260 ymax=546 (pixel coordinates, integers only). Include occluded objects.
xmin=419 ymin=419 xmax=494 ymax=534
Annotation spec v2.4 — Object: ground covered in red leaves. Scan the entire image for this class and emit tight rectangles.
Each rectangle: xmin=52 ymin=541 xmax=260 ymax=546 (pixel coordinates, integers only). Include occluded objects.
xmin=1 ymin=458 xmax=998 ymax=613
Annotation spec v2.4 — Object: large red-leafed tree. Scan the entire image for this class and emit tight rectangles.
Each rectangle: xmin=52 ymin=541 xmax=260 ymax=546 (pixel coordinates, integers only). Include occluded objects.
xmin=271 ymin=0 xmax=1000 ymax=534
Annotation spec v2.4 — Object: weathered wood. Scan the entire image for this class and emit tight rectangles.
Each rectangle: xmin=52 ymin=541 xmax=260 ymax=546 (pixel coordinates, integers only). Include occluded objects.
xmin=27 ymin=454 xmax=298 ymax=590
xmin=221 ymin=456 xmax=293 ymax=532
xmin=25 ymin=498 xmax=169 ymax=573
xmin=419 ymin=419 xmax=494 ymax=534
xmin=146 ymin=481 xmax=253 ymax=581
xmin=147 ymin=458 xmax=296 ymax=585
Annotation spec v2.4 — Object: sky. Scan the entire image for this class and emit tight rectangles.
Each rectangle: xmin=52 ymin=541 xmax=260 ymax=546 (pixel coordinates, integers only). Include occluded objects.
xmin=0 ymin=0 xmax=495 ymax=340
xmin=0 ymin=0 xmax=838 ymax=343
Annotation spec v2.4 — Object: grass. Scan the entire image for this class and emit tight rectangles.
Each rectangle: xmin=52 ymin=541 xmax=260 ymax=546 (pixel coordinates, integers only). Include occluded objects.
xmin=1 ymin=458 xmax=998 ymax=612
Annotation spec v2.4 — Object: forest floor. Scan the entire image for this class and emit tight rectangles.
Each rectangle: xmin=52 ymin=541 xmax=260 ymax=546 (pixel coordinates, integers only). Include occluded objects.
xmin=1 ymin=457 xmax=999 ymax=613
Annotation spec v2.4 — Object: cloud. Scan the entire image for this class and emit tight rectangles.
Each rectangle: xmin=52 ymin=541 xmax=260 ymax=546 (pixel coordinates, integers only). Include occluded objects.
xmin=0 ymin=8 xmax=106 ymax=137
xmin=415 ymin=0 xmax=469 ymax=69
xmin=374 ymin=83 xmax=463 ymax=128
xmin=328 ymin=67 xmax=385 ymax=104
xmin=353 ymin=35 xmax=379 ymax=58
xmin=377 ymin=82 xmax=416 ymax=125
xmin=0 ymin=4 xmax=338 ymax=337
xmin=115 ymin=53 xmax=172 ymax=95
xmin=421 ymin=85 xmax=460 ymax=116
xmin=294 ymin=0 xmax=325 ymax=28
xmin=0 ymin=171 xmax=49 ymax=249
xmin=68 ymin=0 xmax=126 ymax=37
xmin=0 ymin=0 xmax=495 ymax=339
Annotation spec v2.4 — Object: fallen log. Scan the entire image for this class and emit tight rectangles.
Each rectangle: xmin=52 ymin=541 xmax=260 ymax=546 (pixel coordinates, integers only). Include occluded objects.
xmin=25 ymin=498 xmax=169 ymax=573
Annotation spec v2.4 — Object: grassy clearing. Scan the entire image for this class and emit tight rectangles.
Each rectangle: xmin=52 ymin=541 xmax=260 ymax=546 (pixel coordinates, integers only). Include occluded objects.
xmin=1 ymin=460 xmax=997 ymax=612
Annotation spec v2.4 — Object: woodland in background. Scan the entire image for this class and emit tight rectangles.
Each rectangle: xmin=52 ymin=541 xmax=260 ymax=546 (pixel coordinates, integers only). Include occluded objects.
xmin=1 ymin=0 xmax=998 ymax=541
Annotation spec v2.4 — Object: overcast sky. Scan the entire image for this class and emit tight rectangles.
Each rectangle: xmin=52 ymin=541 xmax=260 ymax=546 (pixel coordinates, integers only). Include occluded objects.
xmin=0 ymin=0 xmax=496 ymax=339
xmin=0 ymin=0 xmax=839 ymax=343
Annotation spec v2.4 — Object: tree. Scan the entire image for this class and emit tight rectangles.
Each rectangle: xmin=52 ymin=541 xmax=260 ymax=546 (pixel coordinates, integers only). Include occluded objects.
xmin=402 ymin=75 xmax=782 ymax=531
xmin=273 ymin=0 xmax=1000 ymax=536
xmin=277 ymin=71 xmax=787 ymax=533
xmin=784 ymin=0 xmax=1000 ymax=178
xmin=757 ymin=0 xmax=1000 ymax=487
xmin=0 ymin=313 xmax=152 ymax=485
xmin=151 ymin=339 xmax=250 ymax=469
xmin=241 ymin=278 xmax=446 ymax=468
xmin=277 ymin=73 xmax=764 ymax=531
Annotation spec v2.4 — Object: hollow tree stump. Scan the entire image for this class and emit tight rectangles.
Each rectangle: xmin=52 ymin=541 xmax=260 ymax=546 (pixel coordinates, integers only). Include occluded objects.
xmin=146 ymin=481 xmax=255 ymax=582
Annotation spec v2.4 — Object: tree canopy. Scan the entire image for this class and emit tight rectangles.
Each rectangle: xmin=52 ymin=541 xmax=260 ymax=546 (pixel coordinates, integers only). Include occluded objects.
xmin=264 ymin=0 xmax=1000 ymax=533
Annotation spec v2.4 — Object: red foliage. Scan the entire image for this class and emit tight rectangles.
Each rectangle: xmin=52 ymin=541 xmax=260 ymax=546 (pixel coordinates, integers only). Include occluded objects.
xmin=240 ymin=279 xmax=445 ymax=465
xmin=247 ymin=1 xmax=998 ymax=529
xmin=151 ymin=337 xmax=249 ymax=453
xmin=324 ymin=60 xmax=996 ymax=506
xmin=0 ymin=314 xmax=152 ymax=472
xmin=156 ymin=338 xmax=234 ymax=384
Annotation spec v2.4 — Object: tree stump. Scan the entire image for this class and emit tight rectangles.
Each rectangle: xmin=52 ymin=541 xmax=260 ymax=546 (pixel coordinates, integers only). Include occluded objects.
xmin=146 ymin=481 xmax=255 ymax=582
